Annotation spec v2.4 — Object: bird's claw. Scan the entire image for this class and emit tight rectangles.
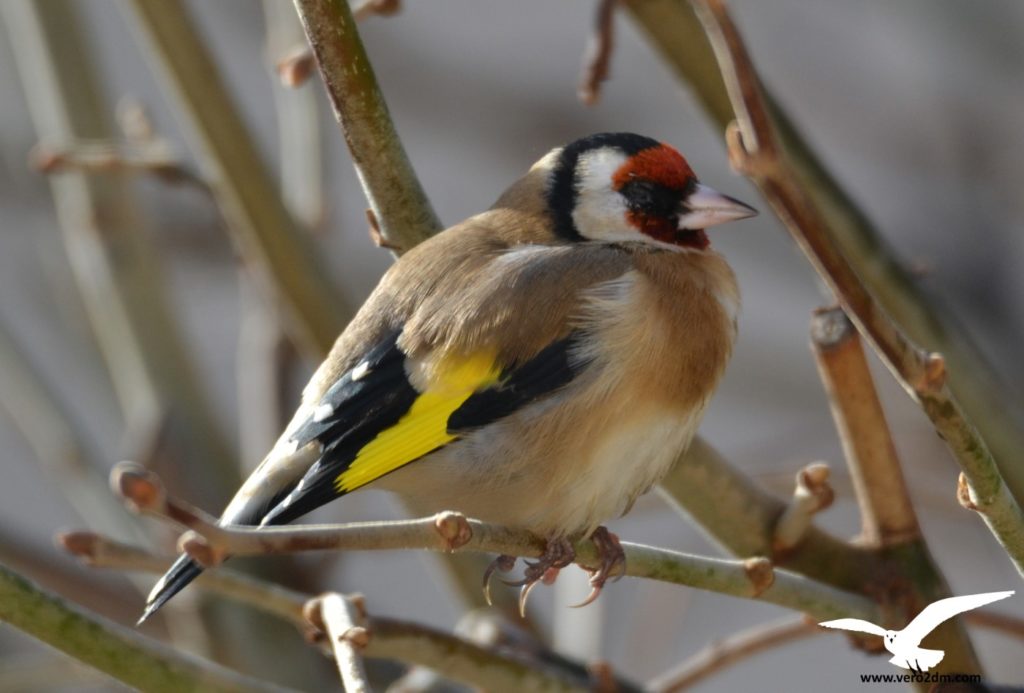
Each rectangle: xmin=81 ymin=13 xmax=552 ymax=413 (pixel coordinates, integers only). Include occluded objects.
xmin=482 ymin=554 xmax=518 ymax=606
xmin=570 ymin=527 xmax=625 ymax=608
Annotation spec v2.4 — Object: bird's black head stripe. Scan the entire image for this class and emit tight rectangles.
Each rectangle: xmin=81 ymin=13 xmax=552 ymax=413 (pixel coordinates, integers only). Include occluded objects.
xmin=546 ymin=133 xmax=662 ymax=242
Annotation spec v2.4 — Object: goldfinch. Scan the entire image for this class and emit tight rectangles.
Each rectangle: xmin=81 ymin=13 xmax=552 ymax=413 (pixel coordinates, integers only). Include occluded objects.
xmin=141 ymin=132 xmax=756 ymax=622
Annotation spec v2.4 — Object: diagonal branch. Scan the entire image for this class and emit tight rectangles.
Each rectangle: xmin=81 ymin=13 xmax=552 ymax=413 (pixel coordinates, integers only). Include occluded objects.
xmin=0 ymin=561 xmax=294 ymax=693
xmin=292 ymin=0 xmax=443 ymax=253
xmin=692 ymin=0 xmax=1024 ymax=579
xmin=809 ymin=306 xmax=979 ymax=673
xmin=623 ymin=0 xmax=1024 ymax=504
xmin=811 ymin=307 xmax=919 ymax=546
xmin=648 ymin=616 xmax=817 ymax=692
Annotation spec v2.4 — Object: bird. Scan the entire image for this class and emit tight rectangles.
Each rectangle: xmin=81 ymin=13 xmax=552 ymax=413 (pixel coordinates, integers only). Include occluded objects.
xmin=139 ymin=132 xmax=758 ymax=624
xmin=819 ymin=590 xmax=1014 ymax=672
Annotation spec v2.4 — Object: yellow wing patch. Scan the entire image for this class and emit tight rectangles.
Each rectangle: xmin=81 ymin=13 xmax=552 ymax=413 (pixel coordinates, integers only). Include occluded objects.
xmin=334 ymin=352 xmax=500 ymax=493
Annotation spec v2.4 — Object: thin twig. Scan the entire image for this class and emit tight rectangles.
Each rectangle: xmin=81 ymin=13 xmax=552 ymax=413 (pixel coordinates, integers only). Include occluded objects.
xmin=365 ymin=618 xmax=589 ymax=693
xmin=276 ymin=47 xmax=317 ymax=88
xmin=773 ymin=463 xmax=834 ymax=553
xmin=352 ymin=0 xmax=402 ymax=21
xmin=111 ymin=463 xmax=880 ymax=623
xmin=0 ymin=561 xmax=294 ymax=693
xmin=578 ymin=0 xmax=617 ymax=105
xmin=30 ymin=139 xmax=206 ymax=188
xmin=811 ymin=307 xmax=919 ymax=546
xmin=57 ymin=531 xmax=309 ymax=627
xmin=310 ymin=594 xmax=372 ymax=693
xmin=649 ymin=616 xmax=817 ymax=692
xmin=693 ymin=0 xmax=1024 ymax=579
xmin=292 ymin=0 xmax=443 ymax=252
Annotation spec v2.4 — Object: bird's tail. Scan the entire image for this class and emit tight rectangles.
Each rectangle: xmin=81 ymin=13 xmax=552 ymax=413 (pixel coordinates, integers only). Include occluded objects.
xmin=137 ymin=554 xmax=204 ymax=625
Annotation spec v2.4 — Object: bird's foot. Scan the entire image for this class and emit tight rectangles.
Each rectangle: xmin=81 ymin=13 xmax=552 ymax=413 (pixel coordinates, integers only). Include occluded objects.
xmin=571 ymin=526 xmax=625 ymax=608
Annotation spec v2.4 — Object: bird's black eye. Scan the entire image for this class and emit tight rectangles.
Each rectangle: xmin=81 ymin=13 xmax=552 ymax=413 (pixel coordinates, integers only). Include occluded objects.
xmin=617 ymin=179 xmax=684 ymax=222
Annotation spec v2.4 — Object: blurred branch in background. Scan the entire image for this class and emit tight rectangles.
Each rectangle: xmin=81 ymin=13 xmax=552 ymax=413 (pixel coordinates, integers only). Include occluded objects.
xmin=623 ymin=0 xmax=1024 ymax=504
xmin=0 ymin=0 xmax=238 ymax=505
xmin=0 ymin=561 xmax=292 ymax=693
xmin=577 ymin=0 xmax=616 ymax=106
xmin=29 ymin=137 xmax=207 ymax=190
xmin=120 ymin=0 xmax=353 ymax=359
xmin=0 ymin=320 xmax=139 ymax=541
xmin=649 ymin=616 xmax=818 ymax=692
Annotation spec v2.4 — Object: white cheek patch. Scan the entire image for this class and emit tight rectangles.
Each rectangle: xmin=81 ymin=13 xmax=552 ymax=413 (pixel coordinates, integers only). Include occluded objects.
xmin=570 ymin=149 xmax=638 ymax=244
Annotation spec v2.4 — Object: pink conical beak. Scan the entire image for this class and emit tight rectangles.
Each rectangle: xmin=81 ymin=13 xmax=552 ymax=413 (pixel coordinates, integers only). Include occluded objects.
xmin=678 ymin=183 xmax=758 ymax=230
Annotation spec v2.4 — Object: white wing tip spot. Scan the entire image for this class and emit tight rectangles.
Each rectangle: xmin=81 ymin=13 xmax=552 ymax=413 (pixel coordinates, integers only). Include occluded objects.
xmin=351 ymin=361 xmax=371 ymax=381
xmin=313 ymin=403 xmax=334 ymax=422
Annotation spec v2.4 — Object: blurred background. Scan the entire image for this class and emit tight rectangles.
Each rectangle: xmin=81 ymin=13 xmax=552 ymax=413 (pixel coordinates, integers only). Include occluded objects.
xmin=0 ymin=0 xmax=1022 ymax=690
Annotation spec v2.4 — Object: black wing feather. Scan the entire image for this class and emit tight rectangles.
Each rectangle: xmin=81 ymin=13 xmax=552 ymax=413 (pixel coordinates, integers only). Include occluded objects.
xmin=448 ymin=333 xmax=586 ymax=431
xmin=262 ymin=330 xmax=590 ymax=526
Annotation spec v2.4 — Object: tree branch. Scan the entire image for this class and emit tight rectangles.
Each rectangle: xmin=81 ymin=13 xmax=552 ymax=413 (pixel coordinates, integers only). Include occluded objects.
xmin=111 ymin=463 xmax=880 ymax=623
xmin=811 ymin=307 xmax=919 ymax=546
xmin=363 ymin=617 xmax=589 ymax=693
xmin=659 ymin=436 xmax=882 ymax=594
xmin=809 ymin=306 xmax=980 ymax=673
xmin=292 ymin=0 xmax=443 ymax=253
xmin=692 ymin=0 xmax=1024 ymax=579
